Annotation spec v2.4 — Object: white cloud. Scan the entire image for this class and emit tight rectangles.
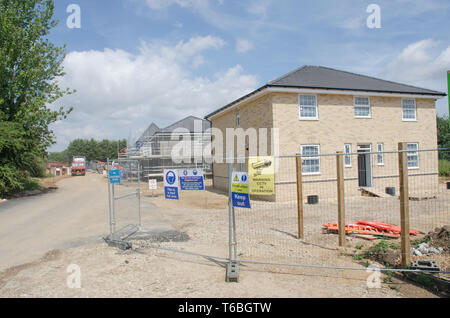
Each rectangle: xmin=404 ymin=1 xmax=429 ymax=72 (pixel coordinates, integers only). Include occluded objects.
xmin=380 ymin=39 xmax=449 ymax=90
xmin=138 ymin=0 xmax=295 ymax=34
xmin=247 ymin=0 xmax=272 ymax=18
xmin=338 ymin=16 xmax=365 ymax=31
xmin=50 ymin=35 xmax=259 ymax=151
xmin=236 ymin=38 xmax=254 ymax=53
xmin=379 ymin=39 xmax=450 ymax=116
xmin=173 ymin=35 xmax=226 ymax=57
xmin=143 ymin=0 xmax=190 ymax=9
xmin=388 ymin=0 xmax=450 ymax=16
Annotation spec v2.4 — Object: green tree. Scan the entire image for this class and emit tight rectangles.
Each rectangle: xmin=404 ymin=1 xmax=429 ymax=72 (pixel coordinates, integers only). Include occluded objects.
xmin=47 ymin=150 xmax=70 ymax=163
xmin=0 ymin=0 xmax=73 ymax=195
xmin=0 ymin=122 xmax=30 ymax=194
xmin=437 ymin=115 xmax=450 ymax=160
xmin=50 ymin=139 xmax=128 ymax=163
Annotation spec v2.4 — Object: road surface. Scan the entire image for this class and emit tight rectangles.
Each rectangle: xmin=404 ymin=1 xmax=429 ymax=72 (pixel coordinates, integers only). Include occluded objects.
xmin=0 ymin=173 xmax=159 ymax=270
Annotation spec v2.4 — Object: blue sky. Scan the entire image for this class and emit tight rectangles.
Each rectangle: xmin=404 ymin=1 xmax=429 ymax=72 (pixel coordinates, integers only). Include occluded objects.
xmin=48 ymin=0 xmax=450 ymax=151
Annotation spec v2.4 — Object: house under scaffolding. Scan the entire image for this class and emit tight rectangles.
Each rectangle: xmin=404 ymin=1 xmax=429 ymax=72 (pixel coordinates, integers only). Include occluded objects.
xmin=119 ymin=116 xmax=212 ymax=180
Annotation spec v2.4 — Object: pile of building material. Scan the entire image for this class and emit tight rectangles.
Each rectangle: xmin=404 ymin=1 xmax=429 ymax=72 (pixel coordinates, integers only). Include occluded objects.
xmin=425 ymin=225 xmax=450 ymax=253
xmin=323 ymin=220 xmax=420 ymax=239
xmin=411 ymin=243 xmax=443 ymax=257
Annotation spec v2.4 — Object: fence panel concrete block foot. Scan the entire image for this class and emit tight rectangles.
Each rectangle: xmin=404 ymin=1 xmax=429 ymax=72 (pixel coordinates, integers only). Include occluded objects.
xmin=225 ymin=262 xmax=240 ymax=283
xmin=104 ymin=237 xmax=132 ymax=250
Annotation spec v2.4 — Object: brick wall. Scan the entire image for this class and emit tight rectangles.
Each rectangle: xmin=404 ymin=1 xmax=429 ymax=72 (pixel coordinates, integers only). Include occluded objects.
xmin=210 ymin=91 xmax=439 ymax=201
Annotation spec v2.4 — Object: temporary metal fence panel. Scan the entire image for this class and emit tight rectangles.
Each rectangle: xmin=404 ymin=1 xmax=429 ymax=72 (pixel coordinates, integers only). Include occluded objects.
xmin=409 ymin=149 xmax=449 ymax=232
xmin=233 ymin=154 xmax=346 ymax=268
xmin=229 ymin=148 xmax=449 ymax=275
xmin=342 ymin=148 xmax=449 ymax=234
xmin=108 ymin=148 xmax=449 ymax=280
xmin=109 ymin=158 xmax=222 ymax=261
xmin=107 ymin=158 xmax=142 ymax=240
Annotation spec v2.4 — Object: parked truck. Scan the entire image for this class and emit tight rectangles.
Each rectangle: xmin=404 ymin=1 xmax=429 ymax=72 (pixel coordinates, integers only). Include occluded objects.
xmin=71 ymin=156 xmax=86 ymax=176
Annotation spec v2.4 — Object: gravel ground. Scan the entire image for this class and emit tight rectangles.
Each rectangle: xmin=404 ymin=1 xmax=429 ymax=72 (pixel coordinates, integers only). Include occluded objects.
xmin=0 ymin=244 xmax=436 ymax=298
xmin=0 ymin=175 xmax=446 ymax=298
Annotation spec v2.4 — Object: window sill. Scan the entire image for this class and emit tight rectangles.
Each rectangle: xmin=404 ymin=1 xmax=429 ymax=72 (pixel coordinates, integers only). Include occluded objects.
xmin=299 ymin=117 xmax=319 ymax=121
xmin=354 ymin=116 xmax=372 ymax=119
xmin=402 ymin=119 xmax=417 ymax=122
xmin=408 ymin=167 xmax=420 ymax=170
xmin=302 ymin=172 xmax=321 ymax=176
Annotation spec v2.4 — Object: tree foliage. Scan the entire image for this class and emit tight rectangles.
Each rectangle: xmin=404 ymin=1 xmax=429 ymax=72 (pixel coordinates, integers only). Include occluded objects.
xmin=437 ymin=115 xmax=450 ymax=160
xmin=48 ymin=139 xmax=128 ymax=163
xmin=0 ymin=122 xmax=29 ymax=194
xmin=0 ymin=0 xmax=73 ymax=196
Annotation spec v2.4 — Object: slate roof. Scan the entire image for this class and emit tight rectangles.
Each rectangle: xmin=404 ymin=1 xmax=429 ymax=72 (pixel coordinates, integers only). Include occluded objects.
xmin=158 ymin=116 xmax=210 ymax=133
xmin=205 ymin=65 xmax=446 ymax=119
xmin=137 ymin=123 xmax=159 ymax=142
xmin=268 ymin=65 xmax=445 ymax=95
xmin=138 ymin=116 xmax=210 ymax=141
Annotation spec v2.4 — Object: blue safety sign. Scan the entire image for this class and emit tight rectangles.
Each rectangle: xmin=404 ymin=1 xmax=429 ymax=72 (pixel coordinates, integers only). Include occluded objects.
xmin=164 ymin=169 xmax=179 ymax=200
xmin=231 ymin=172 xmax=251 ymax=209
xmin=109 ymin=169 xmax=121 ymax=184
xmin=164 ymin=186 xmax=179 ymax=200
xmin=180 ymin=169 xmax=205 ymax=191
xmin=232 ymin=192 xmax=251 ymax=208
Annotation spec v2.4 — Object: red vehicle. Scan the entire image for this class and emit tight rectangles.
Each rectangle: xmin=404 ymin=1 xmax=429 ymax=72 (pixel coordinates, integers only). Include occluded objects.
xmin=71 ymin=156 xmax=86 ymax=176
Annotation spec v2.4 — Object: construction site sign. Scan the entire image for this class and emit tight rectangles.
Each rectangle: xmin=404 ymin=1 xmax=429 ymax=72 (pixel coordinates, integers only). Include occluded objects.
xmin=164 ymin=169 xmax=179 ymax=200
xmin=179 ymin=169 xmax=205 ymax=191
xmin=248 ymin=156 xmax=275 ymax=195
xmin=148 ymin=179 xmax=157 ymax=190
xmin=231 ymin=172 xmax=250 ymax=209
xmin=108 ymin=169 xmax=121 ymax=184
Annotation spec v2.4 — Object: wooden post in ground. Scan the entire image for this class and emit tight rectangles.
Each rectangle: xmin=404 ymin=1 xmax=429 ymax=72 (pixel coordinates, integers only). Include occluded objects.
xmin=336 ymin=151 xmax=346 ymax=247
xmin=398 ymin=142 xmax=411 ymax=268
xmin=295 ymin=154 xmax=304 ymax=239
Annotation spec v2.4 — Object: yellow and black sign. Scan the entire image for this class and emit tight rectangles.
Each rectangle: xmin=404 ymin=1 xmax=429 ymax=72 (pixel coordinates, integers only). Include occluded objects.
xmin=231 ymin=172 xmax=251 ymax=208
xmin=248 ymin=156 xmax=274 ymax=195
xmin=231 ymin=172 xmax=249 ymax=194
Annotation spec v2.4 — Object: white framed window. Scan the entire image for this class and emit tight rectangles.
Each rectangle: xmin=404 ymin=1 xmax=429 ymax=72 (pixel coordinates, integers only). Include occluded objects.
xmin=354 ymin=97 xmax=371 ymax=118
xmin=344 ymin=144 xmax=352 ymax=167
xmin=299 ymin=95 xmax=318 ymax=120
xmin=402 ymin=99 xmax=416 ymax=121
xmin=236 ymin=110 xmax=240 ymax=127
xmin=301 ymin=145 xmax=320 ymax=175
xmin=377 ymin=143 xmax=384 ymax=166
xmin=407 ymin=143 xmax=419 ymax=169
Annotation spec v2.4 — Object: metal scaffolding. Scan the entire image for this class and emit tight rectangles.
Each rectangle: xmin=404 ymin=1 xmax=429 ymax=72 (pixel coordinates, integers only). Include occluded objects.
xmin=119 ymin=131 xmax=212 ymax=180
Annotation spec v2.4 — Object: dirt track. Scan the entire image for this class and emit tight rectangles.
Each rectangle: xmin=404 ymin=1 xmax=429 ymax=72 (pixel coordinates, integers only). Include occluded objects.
xmin=0 ymin=174 xmax=117 ymax=270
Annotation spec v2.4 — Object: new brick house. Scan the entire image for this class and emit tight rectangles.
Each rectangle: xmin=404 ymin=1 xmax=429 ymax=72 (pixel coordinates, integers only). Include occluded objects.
xmin=205 ymin=65 xmax=447 ymax=201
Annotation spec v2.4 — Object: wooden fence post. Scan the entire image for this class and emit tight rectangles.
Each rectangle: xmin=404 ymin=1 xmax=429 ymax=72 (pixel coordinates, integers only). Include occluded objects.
xmin=296 ymin=154 xmax=304 ymax=239
xmin=336 ymin=151 xmax=345 ymax=247
xmin=398 ymin=142 xmax=411 ymax=267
